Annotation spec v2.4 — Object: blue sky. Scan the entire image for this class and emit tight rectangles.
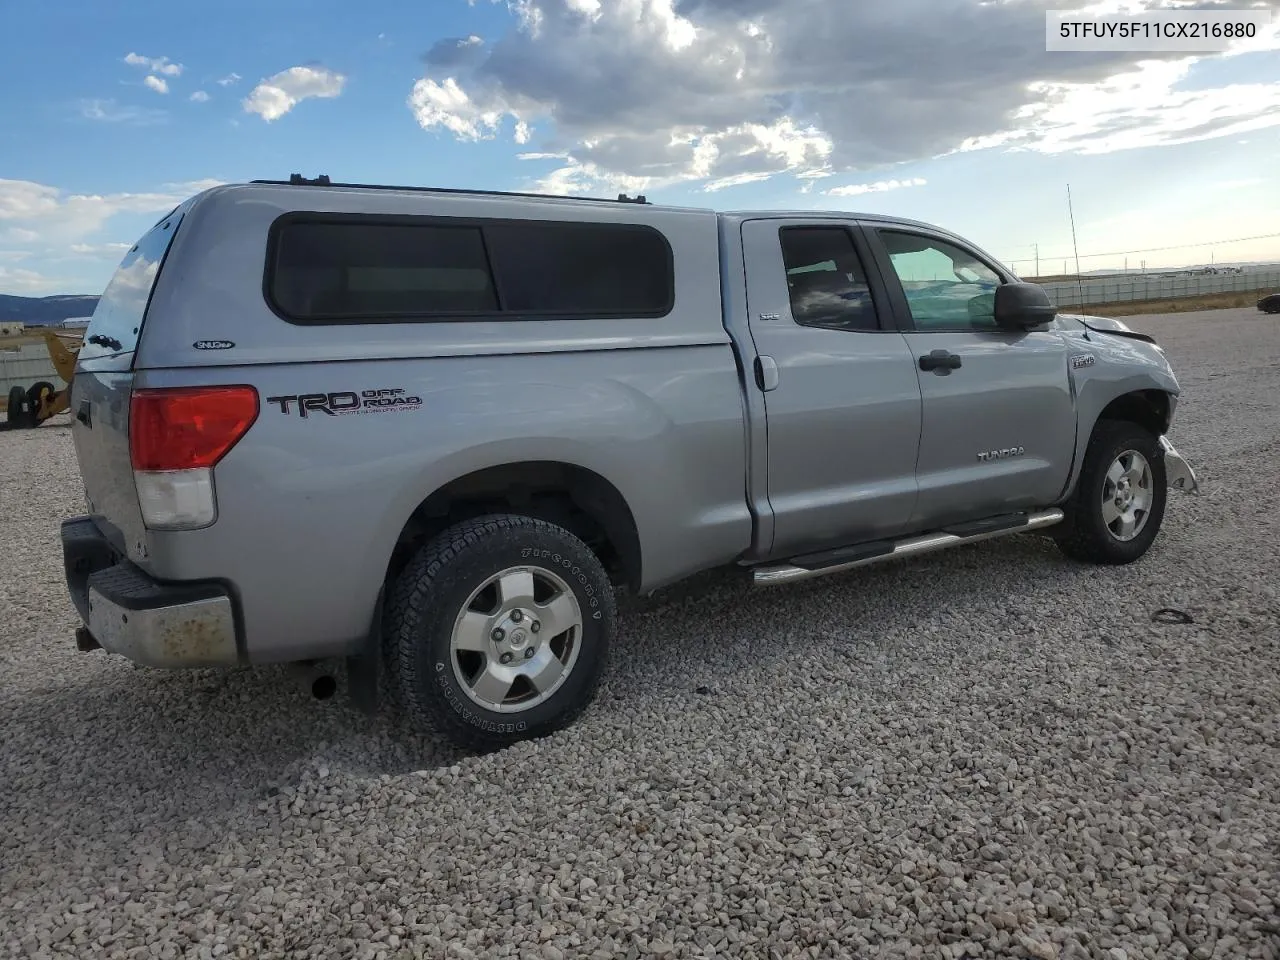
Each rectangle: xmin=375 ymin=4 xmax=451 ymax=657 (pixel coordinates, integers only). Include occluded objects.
xmin=2 ymin=0 xmax=1278 ymax=296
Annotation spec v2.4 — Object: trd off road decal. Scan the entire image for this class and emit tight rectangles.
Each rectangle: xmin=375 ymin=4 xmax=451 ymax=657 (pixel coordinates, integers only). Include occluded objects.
xmin=266 ymin=388 xmax=423 ymax=418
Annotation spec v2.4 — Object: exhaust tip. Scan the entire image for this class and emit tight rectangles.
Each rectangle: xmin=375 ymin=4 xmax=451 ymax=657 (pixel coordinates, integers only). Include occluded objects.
xmin=311 ymin=674 xmax=337 ymax=700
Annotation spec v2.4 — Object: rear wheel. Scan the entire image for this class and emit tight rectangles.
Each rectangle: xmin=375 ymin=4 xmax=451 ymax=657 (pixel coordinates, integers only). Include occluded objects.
xmin=1054 ymin=420 xmax=1167 ymax=565
xmin=384 ymin=514 xmax=615 ymax=751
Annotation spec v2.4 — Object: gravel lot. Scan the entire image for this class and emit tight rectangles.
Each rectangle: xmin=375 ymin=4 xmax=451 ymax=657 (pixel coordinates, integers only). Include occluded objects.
xmin=2 ymin=306 xmax=1278 ymax=960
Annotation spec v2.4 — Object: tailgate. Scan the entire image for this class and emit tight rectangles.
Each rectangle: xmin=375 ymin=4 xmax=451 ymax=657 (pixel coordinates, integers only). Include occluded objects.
xmin=72 ymin=362 xmax=144 ymax=560
xmin=72 ymin=208 xmax=185 ymax=564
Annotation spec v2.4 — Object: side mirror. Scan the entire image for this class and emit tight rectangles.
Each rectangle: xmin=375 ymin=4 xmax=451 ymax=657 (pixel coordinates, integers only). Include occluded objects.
xmin=994 ymin=282 xmax=1057 ymax=330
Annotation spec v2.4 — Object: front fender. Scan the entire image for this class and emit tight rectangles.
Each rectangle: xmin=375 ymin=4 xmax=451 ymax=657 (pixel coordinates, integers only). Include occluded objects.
xmin=1060 ymin=325 xmax=1182 ymax=500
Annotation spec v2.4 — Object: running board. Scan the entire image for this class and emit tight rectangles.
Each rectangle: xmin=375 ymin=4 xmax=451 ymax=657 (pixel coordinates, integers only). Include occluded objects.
xmin=752 ymin=508 xmax=1065 ymax=587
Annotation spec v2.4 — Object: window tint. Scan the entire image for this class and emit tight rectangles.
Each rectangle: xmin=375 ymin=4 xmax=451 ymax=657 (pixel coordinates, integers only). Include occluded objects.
xmin=79 ymin=212 xmax=183 ymax=362
xmin=483 ymin=221 xmax=672 ymax=316
xmin=779 ymin=227 xmax=879 ymax=332
xmin=270 ymin=221 xmax=498 ymax=320
xmin=268 ymin=217 xmax=673 ymax=322
xmin=880 ymin=231 xmax=1002 ymax=331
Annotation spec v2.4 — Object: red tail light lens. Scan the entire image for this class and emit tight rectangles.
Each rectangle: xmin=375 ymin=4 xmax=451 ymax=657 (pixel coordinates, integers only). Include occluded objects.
xmin=130 ymin=386 xmax=259 ymax=471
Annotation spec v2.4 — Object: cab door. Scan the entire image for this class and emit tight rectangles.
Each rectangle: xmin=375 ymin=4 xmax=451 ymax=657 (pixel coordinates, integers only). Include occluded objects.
xmin=862 ymin=224 xmax=1077 ymax=530
xmin=741 ymin=218 xmax=923 ymax=559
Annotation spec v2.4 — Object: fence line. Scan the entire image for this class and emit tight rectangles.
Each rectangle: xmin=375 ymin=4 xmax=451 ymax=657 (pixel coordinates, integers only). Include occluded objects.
xmin=1036 ymin=269 xmax=1280 ymax=306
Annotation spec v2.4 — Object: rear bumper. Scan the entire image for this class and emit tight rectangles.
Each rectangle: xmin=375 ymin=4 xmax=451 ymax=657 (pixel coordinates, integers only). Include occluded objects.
xmin=61 ymin=516 xmax=241 ymax=668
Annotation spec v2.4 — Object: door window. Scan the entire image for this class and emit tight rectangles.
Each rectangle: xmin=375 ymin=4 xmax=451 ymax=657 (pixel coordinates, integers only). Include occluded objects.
xmin=880 ymin=231 xmax=1002 ymax=332
xmin=779 ymin=227 xmax=880 ymax=332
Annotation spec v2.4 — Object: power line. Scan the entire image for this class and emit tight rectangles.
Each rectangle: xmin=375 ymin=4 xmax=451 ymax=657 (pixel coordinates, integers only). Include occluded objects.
xmin=1001 ymin=231 xmax=1280 ymax=264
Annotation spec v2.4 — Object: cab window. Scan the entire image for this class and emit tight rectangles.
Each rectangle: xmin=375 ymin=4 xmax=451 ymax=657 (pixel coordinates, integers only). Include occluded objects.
xmin=779 ymin=226 xmax=880 ymax=332
xmin=880 ymin=231 xmax=1002 ymax=332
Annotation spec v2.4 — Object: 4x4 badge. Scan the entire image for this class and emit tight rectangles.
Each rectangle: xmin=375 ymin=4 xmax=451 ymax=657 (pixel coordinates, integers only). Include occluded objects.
xmin=1071 ymin=354 xmax=1095 ymax=369
xmin=194 ymin=340 xmax=236 ymax=350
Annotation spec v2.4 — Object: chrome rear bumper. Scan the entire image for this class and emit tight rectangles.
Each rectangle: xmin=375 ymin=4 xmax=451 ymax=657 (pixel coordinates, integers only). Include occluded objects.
xmin=62 ymin=516 xmax=241 ymax=668
xmin=1159 ymin=436 xmax=1201 ymax=495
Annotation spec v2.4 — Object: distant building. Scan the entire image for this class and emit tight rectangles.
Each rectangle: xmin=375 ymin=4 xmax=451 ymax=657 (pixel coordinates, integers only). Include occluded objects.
xmin=0 ymin=321 xmax=25 ymax=337
xmin=61 ymin=317 xmax=92 ymax=329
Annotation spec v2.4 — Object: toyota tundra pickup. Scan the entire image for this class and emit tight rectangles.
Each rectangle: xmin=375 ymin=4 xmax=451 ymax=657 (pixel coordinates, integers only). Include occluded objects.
xmin=60 ymin=177 xmax=1200 ymax=749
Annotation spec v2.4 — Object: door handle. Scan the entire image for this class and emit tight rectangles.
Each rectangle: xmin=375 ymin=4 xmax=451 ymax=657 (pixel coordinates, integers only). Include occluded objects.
xmin=754 ymin=355 xmax=780 ymax=392
xmin=919 ymin=350 xmax=962 ymax=374
xmin=76 ymin=400 xmax=91 ymax=427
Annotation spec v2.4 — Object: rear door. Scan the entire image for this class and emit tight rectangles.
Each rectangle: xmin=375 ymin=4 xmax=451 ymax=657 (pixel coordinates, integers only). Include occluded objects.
xmin=862 ymin=224 xmax=1076 ymax=529
xmin=741 ymin=218 xmax=922 ymax=559
xmin=72 ymin=209 xmax=184 ymax=561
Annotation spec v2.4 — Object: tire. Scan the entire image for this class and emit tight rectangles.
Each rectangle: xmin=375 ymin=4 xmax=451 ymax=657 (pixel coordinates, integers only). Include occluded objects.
xmin=6 ymin=385 xmax=33 ymax=429
xmin=384 ymin=513 xmax=616 ymax=751
xmin=1054 ymin=419 xmax=1167 ymax=565
xmin=27 ymin=381 xmax=55 ymax=420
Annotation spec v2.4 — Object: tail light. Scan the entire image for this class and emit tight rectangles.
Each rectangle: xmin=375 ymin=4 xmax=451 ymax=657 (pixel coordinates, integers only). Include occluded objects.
xmin=130 ymin=386 xmax=259 ymax=530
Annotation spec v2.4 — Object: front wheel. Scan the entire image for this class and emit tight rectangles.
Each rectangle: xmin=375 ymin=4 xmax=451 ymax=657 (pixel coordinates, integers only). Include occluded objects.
xmin=1054 ymin=420 xmax=1168 ymax=565
xmin=384 ymin=514 xmax=616 ymax=751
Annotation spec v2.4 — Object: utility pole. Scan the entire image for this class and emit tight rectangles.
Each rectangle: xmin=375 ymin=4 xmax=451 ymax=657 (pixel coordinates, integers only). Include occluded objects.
xmin=1033 ymin=243 xmax=1039 ymax=278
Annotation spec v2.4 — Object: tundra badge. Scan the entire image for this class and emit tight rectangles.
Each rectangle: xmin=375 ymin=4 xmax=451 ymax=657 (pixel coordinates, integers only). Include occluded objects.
xmin=977 ymin=446 xmax=1025 ymax=462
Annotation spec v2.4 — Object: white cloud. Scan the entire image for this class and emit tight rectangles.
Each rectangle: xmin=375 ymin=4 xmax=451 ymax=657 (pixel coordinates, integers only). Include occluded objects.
xmin=0 ymin=178 xmax=223 ymax=245
xmin=190 ymin=90 xmax=210 ymax=103
xmin=124 ymin=52 xmax=183 ymax=77
xmin=0 ymin=265 xmax=75 ymax=295
xmin=69 ymin=242 xmax=134 ymax=258
xmin=217 ymin=72 xmax=242 ymax=86
xmin=243 ymin=65 xmax=346 ymax=121
xmin=143 ymin=75 xmax=169 ymax=95
xmin=79 ymin=99 xmax=166 ymax=125
xmin=408 ymin=0 xmax=1280 ymax=192
xmin=959 ymin=59 xmax=1280 ymax=156
xmin=826 ymin=177 xmax=928 ymax=198
xmin=1212 ymin=177 xmax=1265 ymax=190
xmin=513 ymin=116 xmax=832 ymax=196
xmin=408 ymin=77 xmax=517 ymax=140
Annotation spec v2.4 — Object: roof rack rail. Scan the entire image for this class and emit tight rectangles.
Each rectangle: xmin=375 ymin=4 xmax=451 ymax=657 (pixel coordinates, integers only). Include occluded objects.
xmin=249 ymin=176 xmax=652 ymax=205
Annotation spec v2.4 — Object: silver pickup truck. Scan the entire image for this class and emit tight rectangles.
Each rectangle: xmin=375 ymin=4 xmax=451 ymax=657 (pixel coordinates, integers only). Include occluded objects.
xmin=60 ymin=176 xmax=1200 ymax=749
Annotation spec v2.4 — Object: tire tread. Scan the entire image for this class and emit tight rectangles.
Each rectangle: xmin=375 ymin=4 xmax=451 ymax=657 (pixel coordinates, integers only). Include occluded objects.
xmin=383 ymin=514 xmax=614 ymax=751
xmin=1054 ymin=419 xmax=1166 ymax=565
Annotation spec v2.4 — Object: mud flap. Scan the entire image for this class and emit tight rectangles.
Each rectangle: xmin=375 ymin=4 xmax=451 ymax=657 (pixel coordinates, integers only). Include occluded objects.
xmin=345 ymin=586 xmax=384 ymax=716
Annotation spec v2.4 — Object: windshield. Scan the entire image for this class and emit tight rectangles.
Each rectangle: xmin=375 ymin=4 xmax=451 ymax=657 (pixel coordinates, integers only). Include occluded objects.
xmin=78 ymin=211 xmax=184 ymax=364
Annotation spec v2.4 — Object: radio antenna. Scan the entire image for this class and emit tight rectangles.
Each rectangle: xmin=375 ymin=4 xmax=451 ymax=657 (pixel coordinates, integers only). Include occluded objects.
xmin=1067 ymin=183 xmax=1086 ymax=310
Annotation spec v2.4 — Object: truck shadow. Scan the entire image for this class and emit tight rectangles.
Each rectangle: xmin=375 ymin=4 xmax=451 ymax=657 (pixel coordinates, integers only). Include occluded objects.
xmin=2 ymin=530 xmax=1160 ymax=851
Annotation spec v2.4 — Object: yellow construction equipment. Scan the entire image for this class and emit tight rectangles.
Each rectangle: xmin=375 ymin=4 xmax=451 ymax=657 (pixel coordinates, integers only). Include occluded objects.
xmin=1 ymin=327 xmax=83 ymax=429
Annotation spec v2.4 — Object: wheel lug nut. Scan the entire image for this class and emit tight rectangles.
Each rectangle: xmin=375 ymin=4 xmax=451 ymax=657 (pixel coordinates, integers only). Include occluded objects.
xmin=510 ymin=610 xmax=523 ymax=623
xmin=500 ymin=652 xmax=514 ymax=665
xmin=524 ymin=647 xmax=536 ymax=659
xmin=530 ymin=621 xmax=541 ymax=633
xmin=492 ymin=628 xmax=505 ymax=642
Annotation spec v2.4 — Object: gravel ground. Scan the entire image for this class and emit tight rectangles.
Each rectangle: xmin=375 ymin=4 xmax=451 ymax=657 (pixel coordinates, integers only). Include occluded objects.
xmin=2 ymin=306 xmax=1278 ymax=960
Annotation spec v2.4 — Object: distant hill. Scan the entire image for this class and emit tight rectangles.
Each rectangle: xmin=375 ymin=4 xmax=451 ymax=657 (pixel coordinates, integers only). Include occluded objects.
xmin=0 ymin=294 xmax=100 ymax=326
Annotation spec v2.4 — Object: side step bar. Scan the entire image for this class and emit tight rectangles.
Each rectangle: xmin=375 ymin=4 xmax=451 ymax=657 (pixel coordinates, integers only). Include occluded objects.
xmin=752 ymin=508 xmax=1065 ymax=587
